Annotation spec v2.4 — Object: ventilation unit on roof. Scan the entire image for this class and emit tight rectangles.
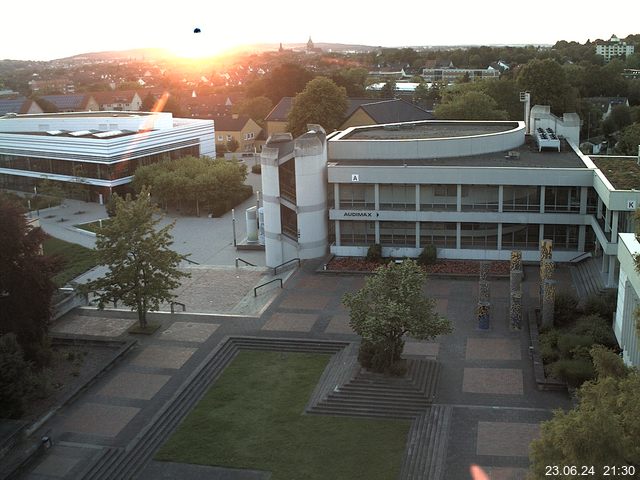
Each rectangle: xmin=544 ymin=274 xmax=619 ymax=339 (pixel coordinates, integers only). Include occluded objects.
xmin=535 ymin=127 xmax=560 ymax=152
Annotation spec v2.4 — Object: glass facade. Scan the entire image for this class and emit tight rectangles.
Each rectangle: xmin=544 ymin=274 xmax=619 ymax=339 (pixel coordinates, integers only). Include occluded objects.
xmin=460 ymin=223 xmax=499 ymax=249
xmin=502 ymin=224 xmax=540 ymax=249
xmin=544 ymin=186 xmax=580 ymax=213
xmin=340 ymin=220 xmax=375 ymax=246
xmin=502 ymin=186 xmax=540 ymax=212
xmin=380 ymin=221 xmax=416 ymax=246
xmin=339 ymin=184 xmax=375 ymax=210
xmin=461 ymin=185 xmax=499 ymax=211
xmin=420 ymin=222 xmax=457 ymax=248
xmin=379 ymin=184 xmax=415 ymax=210
xmin=420 ymin=184 xmax=457 ymax=211
xmin=0 ymin=146 xmax=199 ymax=182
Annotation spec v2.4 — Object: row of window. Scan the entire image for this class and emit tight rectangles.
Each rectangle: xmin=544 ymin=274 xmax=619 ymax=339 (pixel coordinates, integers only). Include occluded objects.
xmin=337 ymin=184 xmax=597 ymax=214
xmin=0 ymin=146 xmax=200 ymax=181
xmin=338 ymin=221 xmax=583 ymax=250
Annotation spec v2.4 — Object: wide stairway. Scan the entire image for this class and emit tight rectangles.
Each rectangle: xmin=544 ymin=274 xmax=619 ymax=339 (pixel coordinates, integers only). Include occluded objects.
xmin=570 ymin=257 xmax=607 ymax=300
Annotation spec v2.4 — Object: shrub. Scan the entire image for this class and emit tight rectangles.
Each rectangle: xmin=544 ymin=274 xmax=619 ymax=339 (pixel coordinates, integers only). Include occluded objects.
xmin=417 ymin=244 xmax=437 ymax=266
xmin=365 ymin=243 xmax=382 ymax=262
xmin=583 ymin=290 xmax=617 ymax=321
xmin=571 ymin=314 xmax=617 ymax=347
xmin=553 ymin=291 xmax=579 ymax=327
xmin=251 ymin=164 xmax=261 ymax=174
xmin=210 ymin=184 xmax=254 ymax=217
xmin=539 ymin=329 xmax=560 ymax=364
xmin=0 ymin=334 xmax=37 ymax=419
xmin=557 ymin=333 xmax=594 ymax=359
xmin=549 ymin=358 xmax=595 ymax=387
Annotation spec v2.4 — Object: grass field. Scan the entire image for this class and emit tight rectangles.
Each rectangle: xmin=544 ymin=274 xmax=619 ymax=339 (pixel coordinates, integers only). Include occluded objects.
xmin=156 ymin=351 xmax=410 ymax=480
xmin=43 ymin=237 xmax=98 ymax=286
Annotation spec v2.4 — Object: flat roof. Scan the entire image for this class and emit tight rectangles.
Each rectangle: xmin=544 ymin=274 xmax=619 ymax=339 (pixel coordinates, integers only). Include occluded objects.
xmin=340 ymin=121 xmax=519 ymax=140
xmin=330 ymin=139 xmax=587 ymax=169
xmin=591 ymin=156 xmax=640 ymax=190
xmin=0 ymin=111 xmax=154 ymax=120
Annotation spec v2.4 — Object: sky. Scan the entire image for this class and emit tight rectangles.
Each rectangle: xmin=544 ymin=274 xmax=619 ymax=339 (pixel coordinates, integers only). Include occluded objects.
xmin=3 ymin=0 xmax=639 ymax=61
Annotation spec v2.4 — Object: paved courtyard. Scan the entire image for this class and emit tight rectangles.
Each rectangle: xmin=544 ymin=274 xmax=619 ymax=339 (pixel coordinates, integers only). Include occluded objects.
xmin=21 ymin=262 xmax=570 ymax=480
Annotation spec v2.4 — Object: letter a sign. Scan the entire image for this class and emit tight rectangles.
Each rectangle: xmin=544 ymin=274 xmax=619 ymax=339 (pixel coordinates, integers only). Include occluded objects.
xmin=351 ymin=174 xmax=359 ymax=182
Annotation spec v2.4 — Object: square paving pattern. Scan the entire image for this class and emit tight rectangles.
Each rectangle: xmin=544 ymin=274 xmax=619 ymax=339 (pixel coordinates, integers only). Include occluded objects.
xmin=465 ymin=338 xmax=521 ymax=360
xmin=261 ymin=313 xmax=319 ymax=332
xmin=159 ymin=321 xmax=220 ymax=342
xmin=404 ymin=341 xmax=440 ymax=357
xmin=278 ymin=294 xmax=332 ymax=310
xmin=296 ymin=276 xmax=341 ymax=292
xmin=32 ymin=455 xmax=81 ymax=477
xmin=462 ymin=368 xmax=524 ymax=395
xmin=324 ymin=314 xmax=354 ymax=334
xmin=131 ymin=345 xmax=196 ymax=369
xmin=98 ymin=372 xmax=171 ymax=400
xmin=476 ymin=421 xmax=540 ymax=456
xmin=51 ymin=315 xmax=136 ymax=337
xmin=61 ymin=403 xmax=140 ymax=437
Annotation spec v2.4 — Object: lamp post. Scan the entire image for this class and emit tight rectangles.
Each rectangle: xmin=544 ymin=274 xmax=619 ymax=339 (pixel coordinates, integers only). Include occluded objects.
xmin=232 ymin=208 xmax=237 ymax=247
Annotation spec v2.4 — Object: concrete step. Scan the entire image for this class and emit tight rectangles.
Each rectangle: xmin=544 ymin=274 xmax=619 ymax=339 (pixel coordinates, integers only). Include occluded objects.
xmin=309 ymin=404 xmax=420 ymax=419
xmin=323 ymin=395 xmax=429 ymax=409
xmin=399 ymin=405 xmax=452 ymax=480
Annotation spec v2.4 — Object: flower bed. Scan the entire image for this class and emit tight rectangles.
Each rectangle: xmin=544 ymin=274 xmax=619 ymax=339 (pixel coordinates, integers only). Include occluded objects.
xmin=326 ymin=257 xmax=510 ymax=276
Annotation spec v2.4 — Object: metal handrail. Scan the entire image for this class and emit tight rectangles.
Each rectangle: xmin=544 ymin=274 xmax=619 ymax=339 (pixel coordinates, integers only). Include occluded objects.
xmin=273 ymin=257 xmax=300 ymax=275
xmin=170 ymin=301 xmax=186 ymax=313
xmin=236 ymin=257 xmax=257 ymax=267
xmin=254 ymin=278 xmax=283 ymax=296
xmin=182 ymin=256 xmax=200 ymax=265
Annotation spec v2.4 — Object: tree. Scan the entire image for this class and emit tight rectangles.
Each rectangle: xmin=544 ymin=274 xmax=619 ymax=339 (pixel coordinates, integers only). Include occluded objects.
xmin=615 ymin=123 xmax=640 ymax=155
xmin=342 ymin=260 xmax=452 ymax=375
xmin=287 ymin=77 xmax=348 ymax=138
xmin=86 ymin=187 xmax=190 ymax=328
xmin=529 ymin=347 xmax=640 ymax=478
xmin=141 ymin=92 xmax=156 ymax=111
xmin=226 ymin=137 xmax=239 ymax=153
xmin=435 ymin=90 xmax=509 ymax=120
xmin=0 ymin=199 xmax=59 ymax=365
xmin=517 ymin=58 xmax=577 ymax=115
xmin=234 ymin=96 xmax=273 ymax=126
xmin=0 ymin=334 xmax=40 ymax=419
xmin=262 ymin=63 xmax=313 ymax=104
xmin=379 ymin=80 xmax=396 ymax=99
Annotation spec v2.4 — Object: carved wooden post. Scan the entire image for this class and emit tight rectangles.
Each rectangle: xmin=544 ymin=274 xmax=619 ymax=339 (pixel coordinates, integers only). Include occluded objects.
xmin=478 ymin=261 xmax=490 ymax=329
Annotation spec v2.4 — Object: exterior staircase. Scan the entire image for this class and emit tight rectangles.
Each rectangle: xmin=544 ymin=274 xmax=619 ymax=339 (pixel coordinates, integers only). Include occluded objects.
xmin=570 ymin=257 xmax=607 ymax=300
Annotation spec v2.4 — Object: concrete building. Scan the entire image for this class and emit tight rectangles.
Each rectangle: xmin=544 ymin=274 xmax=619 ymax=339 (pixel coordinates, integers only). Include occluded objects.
xmin=421 ymin=67 xmax=499 ymax=82
xmin=260 ymin=108 xmax=640 ymax=294
xmin=615 ymin=233 xmax=640 ymax=366
xmin=0 ymin=111 xmax=214 ymax=201
xmin=596 ymin=35 xmax=635 ymax=62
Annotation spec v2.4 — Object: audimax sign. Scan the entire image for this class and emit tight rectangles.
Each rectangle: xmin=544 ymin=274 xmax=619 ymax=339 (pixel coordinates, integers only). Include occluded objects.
xmin=343 ymin=211 xmax=380 ymax=218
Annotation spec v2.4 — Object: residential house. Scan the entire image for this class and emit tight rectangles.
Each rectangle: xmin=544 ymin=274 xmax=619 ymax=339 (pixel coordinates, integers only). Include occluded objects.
xmin=93 ymin=91 xmax=143 ymax=111
xmin=340 ymin=99 xmax=433 ymax=129
xmin=215 ymin=114 xmax=262 ymax=152
xmin=39 ymin=94 xmax=99 ymax=112
xmin=0 ymin=97 xmax=44 ymax=116
xmin=583 ymin=97 xmax=630 ymax=119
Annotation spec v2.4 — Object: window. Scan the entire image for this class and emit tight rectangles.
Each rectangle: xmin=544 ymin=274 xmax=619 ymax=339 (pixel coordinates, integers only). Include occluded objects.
xmin=461 ymin=185 xmax=499 ymax=211
xmin=420 ymin=222 xmax=456 ymax=248
xmin=503 ymin=186 xmax=540 ymax=212
xmin=501 ymin=224 xmax=539 ymax=249
xmin=379 ymin=184 xmax=415 ymax=210
xmin=339 ymin=184 xmax=375 ymax=210
xmin=543 ymin=224 xmax=578 ymax=250
xmin=421 ymin=185 xmax=456 ymax=211
xmin=544 ymin=187 xmax=580 ymax=213
xmin=340 ymin=220 xmax=375 ymax=246
xmin=379 ymin=221 xmax=416 ymax=246
xmin=460 ymin=223 xmax=499 ymax=249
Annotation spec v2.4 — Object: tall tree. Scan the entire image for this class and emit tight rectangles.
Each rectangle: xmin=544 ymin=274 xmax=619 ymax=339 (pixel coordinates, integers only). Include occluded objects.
xmin=0 ymin=199 xmax=59 ymax=364
xmin=615 ymin=123 xmax=640 ymax=155
xmin=263 ymin=63 xmax=313 ymax=104
xmin=234 ymin=96 xmax=273 ymax=126
xmin=86 ymin=187 xmax=189 ymax=328
xmin=287 ymin=77 xmax=348 ymax=138
xmin=517 ymin=58 xmax=577 ymax=115
xmin=529 ymin=346 xmax=640 ymax=477
xmin=343 ymin=260 xmax=452 ymax=375
xmin=435 ymin=90 xmax=509 ymax=120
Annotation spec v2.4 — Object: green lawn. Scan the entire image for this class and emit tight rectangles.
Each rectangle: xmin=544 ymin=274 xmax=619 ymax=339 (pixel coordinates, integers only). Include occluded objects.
xmin=43 ymin=237 xmax=98 ymax=286
xmin=156 ymin=351 xmax=410 ymax=480
xmin=74 ymin=218 xmax=111 ymax=234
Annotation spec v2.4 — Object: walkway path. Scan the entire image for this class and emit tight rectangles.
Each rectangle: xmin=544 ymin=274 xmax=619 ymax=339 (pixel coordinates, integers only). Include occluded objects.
xmin=21 ymin=262 xmax=570 ymax=480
